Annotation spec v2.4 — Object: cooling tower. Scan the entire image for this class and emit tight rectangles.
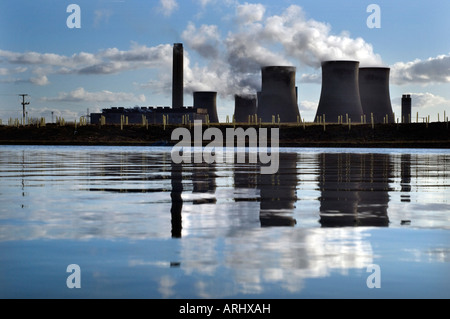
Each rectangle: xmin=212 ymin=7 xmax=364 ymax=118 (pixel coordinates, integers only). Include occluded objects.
xmin=172 ymin=43 xmax=184 ymax=109
xmin=359 ymin=67 xmax=395 ymax=123
xmin=193 ymin=91 xmax=219 ymax=123
xmin=315 ymin=61 xmax=363 ymax=123
xmin=234 ymin=94 xmax=257 ymax=123
xmin=402 ymin=94 xmax=412 ymax=123
xmin=257 ymin=66 xmax=300 ymax=123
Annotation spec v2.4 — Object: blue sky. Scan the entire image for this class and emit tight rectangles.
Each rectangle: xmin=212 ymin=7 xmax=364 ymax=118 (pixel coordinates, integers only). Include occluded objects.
xmin=1 ymin=0 xmax=449 ymax=122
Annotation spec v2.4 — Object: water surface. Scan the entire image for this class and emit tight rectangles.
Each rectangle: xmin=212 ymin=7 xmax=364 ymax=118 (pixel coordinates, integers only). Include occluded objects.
xmin=0 ymin=145 xmax=449 ymax=298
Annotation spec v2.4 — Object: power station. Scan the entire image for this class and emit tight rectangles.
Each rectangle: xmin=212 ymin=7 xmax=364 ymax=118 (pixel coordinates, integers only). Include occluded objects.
xmin=193 ymin=91 xmax=219 ymax=123
xmin=402 ymin=94 xmax=412 ymax=124
xmin=92 ymin=43 xmax=414 ymax=126
xmin=172 ymin=43 xmax=184 ymax=110
xmin=315 ymin=60 xmax=364 ymax=123
xmin=359 ymin=67 xmax=395 ymax=123
xmin=234 ymin=94 xmax=257 ymax=123
xmin=257 ymin=66 xmax=301 ymax=123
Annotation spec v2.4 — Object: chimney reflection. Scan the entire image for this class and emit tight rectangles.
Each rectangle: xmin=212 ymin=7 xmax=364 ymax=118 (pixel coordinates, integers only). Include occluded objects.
xmin=318 ymin=153 xmax=392 ymax=227
xmin=192 ymin=162 xmax=217 ymax=204
xmin=400 ymin=154 xmax=412 ymax=203
xmin=258 ymin=153 xmax=298 ymax=227
xmin=170 ymin=161 xmax=183 ymax=238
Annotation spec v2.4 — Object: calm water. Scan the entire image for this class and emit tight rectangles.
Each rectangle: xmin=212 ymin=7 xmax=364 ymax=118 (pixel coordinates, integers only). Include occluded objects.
xmin=0 ymin=145 xmax=449 ymax=299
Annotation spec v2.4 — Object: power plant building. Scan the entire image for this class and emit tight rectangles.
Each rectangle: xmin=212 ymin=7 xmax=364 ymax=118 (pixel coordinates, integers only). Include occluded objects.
xmin=193 ymin=91 xmax=219 ymax=123
xmin=257 ymin=66 xmax=300 ymax=123
xmin=234 ymin=94 xmax=257 ymax=123
xmin=172 ymin=43 xmax=184 ymax=109
xmin=90 ymin=106 xmax=208 ymax=125
xmin=359 ymin=67 xmax=395 ymax=123
xmin=402 ymin=94 xmax=412 ymax=123
xmin=315 ymin=61 xmax=364 ymax=123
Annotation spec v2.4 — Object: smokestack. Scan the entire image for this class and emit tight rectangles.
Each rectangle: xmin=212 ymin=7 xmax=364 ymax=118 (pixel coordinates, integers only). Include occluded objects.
xmin=359 ymin=67 xmax=395 ymax=123
xmin=257 ymin=66 xmax=300 ymax=123
xmin=315 ymin=61 xmax=363 ymax=123
xmin=234 ymin=94 xmax=257 ymax=123
xmin=193 ymin=91 xmax=219 ymax=123
xmin=172 ymin=43 xmax=184 ymax=109
xmin=402 ymin=94 xmax=412 ymax=124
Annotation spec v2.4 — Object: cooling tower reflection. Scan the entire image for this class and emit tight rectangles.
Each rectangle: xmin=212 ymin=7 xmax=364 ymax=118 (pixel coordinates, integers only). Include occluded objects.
xmin=318 ymin=153 xmax=392 ymax=227
xmin=258 ymin=152 xmax=298 ymax=227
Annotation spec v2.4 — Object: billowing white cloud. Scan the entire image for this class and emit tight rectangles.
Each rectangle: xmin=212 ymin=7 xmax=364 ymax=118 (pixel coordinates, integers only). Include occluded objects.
xmin=159 ymin=0 xmax=178 ymax=17
xmin=0 ymin=44 xmax=173 ymax=83
xmin=0 ymin=66 xmax=27 ymax=76
xmin=30 ymin=75 xmax=49 ymax=86
xmin=41 ymin=88 xmax=146 ymax=103
xmin=299 ymin=100 xmax=318 ymax=111
xmin=236 ymin=2 xmax=266 ymax=24
xmin=181 ymin=23 xmax=222 ymax=59
xmin=391 ymin=54 xmax=450 ymax=85
xmin=182 ymin=4 xmax=383 ymax=97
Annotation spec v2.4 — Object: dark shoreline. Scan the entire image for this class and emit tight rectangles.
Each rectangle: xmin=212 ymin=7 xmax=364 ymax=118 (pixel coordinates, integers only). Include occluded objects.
xmin=1 ymin=122 xmax=450 ymax=149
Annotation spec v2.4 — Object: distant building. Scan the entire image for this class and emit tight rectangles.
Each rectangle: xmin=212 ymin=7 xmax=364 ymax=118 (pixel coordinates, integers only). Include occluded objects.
xmin=90 ymin=106 xmax=208 ymax=125
xmin=401 ymin=94 xmax=412 ymax=124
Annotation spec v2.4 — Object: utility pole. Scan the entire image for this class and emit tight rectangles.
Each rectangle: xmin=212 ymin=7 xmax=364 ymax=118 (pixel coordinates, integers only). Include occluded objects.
xmin=19 ymin=94 xmax=30 ymax=125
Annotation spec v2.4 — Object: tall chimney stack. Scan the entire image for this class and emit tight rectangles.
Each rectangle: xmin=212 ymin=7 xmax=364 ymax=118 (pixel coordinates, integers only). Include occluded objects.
xmin=172 ymin=43 xmax=184 ymax=109
xmin=402 ymin=94 xmax=412 ymax=124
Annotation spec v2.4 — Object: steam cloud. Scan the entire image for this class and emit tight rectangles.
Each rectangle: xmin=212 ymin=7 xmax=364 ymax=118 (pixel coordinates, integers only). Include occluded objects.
xmin=180 ymin=4 xmax=383 ymax=97
xmin=1 ymin=2 xmax=449 ymax=105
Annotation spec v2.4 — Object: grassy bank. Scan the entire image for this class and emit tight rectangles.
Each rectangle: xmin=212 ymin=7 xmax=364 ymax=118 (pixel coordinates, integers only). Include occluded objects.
xmin=1 ymin=122 xmax=450 ymax=148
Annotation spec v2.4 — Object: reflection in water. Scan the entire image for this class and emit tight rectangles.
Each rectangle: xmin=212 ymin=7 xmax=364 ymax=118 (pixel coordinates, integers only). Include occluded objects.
xmin=258 ymin=153 xmax=298 ymax=227
xmin=170 ymin=162 xmax=183 ymax=238
xmin=192 ymin=162 xmax=217 ymax=204
xmin=318 ymin=153 xmax=392 ymax=227
xmin=401 ymin=154 xmax=412 ymax=203
xmin=1 ymin=146 xmax=450 ymax=298
xmin=232 ymin=152 xmax=298 ymax=227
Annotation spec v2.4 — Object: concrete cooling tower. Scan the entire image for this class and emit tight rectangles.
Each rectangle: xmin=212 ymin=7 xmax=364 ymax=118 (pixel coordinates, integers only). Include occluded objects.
xmin=234 ymin=94 xmax=257 ymax=123
xmin=359 ymin=67 xmax=395 ymax=123
xmin=193 ymin=91 xmax=219 ymax=123
xmin=257 ymin=66 xmax=300 ymax=123
xmin=315 ymin=61 xmax=364 ymax=123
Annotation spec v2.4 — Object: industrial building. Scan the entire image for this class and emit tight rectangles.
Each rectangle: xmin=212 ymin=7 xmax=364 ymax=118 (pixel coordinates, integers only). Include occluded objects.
xmin=91 ymin=43 xmax=214 ymax=125
xmin=315 ymin=60 xmax=364 ymax=123
xmin=234 ymin=94 xmax=257 ymax=123
xmin=172 ymin=43 xmax=184 ymax=110
xmin=91 ymin=41 xmax=408 ymax=126
xmin=193 ymin=91 xmax=219 ymax=123
xmin=257 ymin=66 xmax=301 ymax=123
xmin=402 ymin=94 xmax=412 ymax=123
xmin=359 ymin=67 xmax=395 ymax=123
xmin=90 ymin=106 xmax=208 ymax=125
